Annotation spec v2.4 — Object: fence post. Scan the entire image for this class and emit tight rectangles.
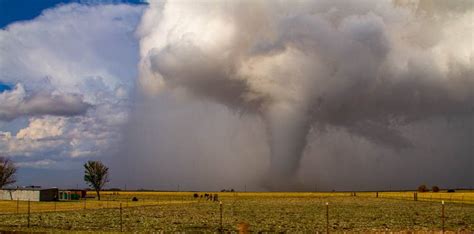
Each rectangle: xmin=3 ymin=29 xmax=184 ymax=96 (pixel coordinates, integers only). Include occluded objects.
xmin=326 ymin=202 xmax=329 ymax=234
xmin=376 ymin=192 xmax=378 ymax=198
xmin=120 ymin=203 xmax=123 ymax=232
xmin=441 ymin=200 xmax=445 ymax=233
xmin=27 ymin=199 xmax=31 ymax=228
xmin=414 ymin=192 xmax=417 ymax=201
xmin=219 ymin=201 xmax=223 ymax=232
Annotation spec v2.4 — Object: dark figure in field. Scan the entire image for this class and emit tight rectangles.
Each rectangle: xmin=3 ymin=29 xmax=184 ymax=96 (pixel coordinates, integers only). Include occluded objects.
xmin=213 ymin=194 xmax=219 ymax=202
xmin=193 ymin=193 xmax=199 ymax=198
xmin=208 ymin=194 xmax=213 ymax=201
xmin=132 ymin=197 xmax=139 ymax=202
xmin=204 ymin=193 xmax=209 ymax=199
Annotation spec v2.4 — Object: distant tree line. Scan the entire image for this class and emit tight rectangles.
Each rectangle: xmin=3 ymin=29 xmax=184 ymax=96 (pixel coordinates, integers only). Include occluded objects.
xmin=417 ymin=184 xmax=452 ymax=193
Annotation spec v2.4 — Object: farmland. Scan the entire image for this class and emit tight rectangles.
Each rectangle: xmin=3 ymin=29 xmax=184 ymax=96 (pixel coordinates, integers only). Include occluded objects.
xmin=0 ymin=191 xmax=473 ymax=232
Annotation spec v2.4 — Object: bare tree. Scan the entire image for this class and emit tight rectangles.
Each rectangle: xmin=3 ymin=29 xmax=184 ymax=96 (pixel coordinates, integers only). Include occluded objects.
xmin=0 ymin=157 xmax=17 ymax=188
xmin=84 ymin=160 xmax=109 ymax=200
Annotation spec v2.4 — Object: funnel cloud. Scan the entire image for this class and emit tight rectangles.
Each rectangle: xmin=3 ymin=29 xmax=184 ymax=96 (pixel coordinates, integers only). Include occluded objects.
xmin=128 ymin=0 xmax=473 ymax=190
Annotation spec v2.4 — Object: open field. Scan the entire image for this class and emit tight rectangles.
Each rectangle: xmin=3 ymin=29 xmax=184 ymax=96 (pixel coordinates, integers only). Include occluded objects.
xmin=0 ymin=191 xmax=473 ymax=232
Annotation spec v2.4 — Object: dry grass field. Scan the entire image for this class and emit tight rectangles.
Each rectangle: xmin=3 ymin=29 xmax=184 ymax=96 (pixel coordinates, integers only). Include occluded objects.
xmin=0 ymin=191 xmax=473 ymax=232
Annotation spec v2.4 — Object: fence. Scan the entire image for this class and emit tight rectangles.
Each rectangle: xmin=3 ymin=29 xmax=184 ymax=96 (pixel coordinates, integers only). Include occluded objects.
xmin=0 ymin=198 xmax=194 ymax=215
xmin=354 ymin=191 xmax=474 ymax=204
xmin=0 ymin=191 xmax=473 ymax=232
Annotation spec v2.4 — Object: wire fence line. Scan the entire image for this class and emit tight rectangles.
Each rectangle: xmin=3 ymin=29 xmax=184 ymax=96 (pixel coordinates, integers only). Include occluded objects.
xmin=1 ymin=191 xmax=473 ymax=215
xmin=351 ymin=191 xmax=474 ymax=204
xmin=0 ymin=199 xmax=196 ymax=215
xmin=0 ymin=192 xmax=472 ymax=232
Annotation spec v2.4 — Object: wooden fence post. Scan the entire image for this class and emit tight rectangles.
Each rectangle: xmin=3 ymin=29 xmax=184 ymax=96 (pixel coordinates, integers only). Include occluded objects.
xmin=120 ymin=203 xmax=123 ymax=232
xmin=326 ymin=202 xmax=329 ymax=234
xmin=27 ymin=199 xmax=31 ymax=228
xmin=219 ymin=201 xmax=223 ymax=232
xmin=441 ymin=200 xmax=445 ymax=233
xmin=376 ymin=192 xmax=378 ymax=198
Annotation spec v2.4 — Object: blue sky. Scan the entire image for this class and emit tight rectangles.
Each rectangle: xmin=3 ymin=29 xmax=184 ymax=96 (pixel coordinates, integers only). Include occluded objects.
xmin=0 ymin=0 xmax=146 ymax=28
xmin=0 ymin=82 xmax=11 ymax=92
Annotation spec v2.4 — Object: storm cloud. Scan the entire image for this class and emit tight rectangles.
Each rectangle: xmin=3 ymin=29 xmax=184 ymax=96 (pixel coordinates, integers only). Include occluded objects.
xmin=130 ymin=0 xmax=473 ymax=190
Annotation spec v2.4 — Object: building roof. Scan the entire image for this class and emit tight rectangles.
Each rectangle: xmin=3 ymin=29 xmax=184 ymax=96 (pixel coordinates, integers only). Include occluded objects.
xmin=0 ymin=188 xmax=58 ymax=191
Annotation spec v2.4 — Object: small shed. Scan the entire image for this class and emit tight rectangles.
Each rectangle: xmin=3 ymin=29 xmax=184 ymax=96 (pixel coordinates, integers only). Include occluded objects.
xmin=0 ymin=188 xmax=58 ymax=201
xmin=59 ymin=189 xmax=87 ymax=200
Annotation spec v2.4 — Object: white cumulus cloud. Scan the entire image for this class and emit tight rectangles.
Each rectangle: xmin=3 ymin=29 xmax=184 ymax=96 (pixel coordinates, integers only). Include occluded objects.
xmin=0 ymin=3 xmax=144 ymax=168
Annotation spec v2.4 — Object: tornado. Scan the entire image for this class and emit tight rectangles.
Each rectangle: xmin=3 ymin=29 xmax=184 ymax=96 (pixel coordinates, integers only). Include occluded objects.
xmin=261 ymin=102 xmax=311 ymax=188
xmin=136 ymin=0 xmax=474 ymax=190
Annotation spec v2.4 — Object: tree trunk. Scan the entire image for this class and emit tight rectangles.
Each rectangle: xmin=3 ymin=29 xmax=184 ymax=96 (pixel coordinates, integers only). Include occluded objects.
xmin=96 ymin=189 xmax=101 ymax=200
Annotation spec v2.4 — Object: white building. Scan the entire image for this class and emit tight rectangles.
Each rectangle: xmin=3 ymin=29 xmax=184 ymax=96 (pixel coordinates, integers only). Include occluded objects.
xmin=0 ymin=188 xmax=58 ymax=201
